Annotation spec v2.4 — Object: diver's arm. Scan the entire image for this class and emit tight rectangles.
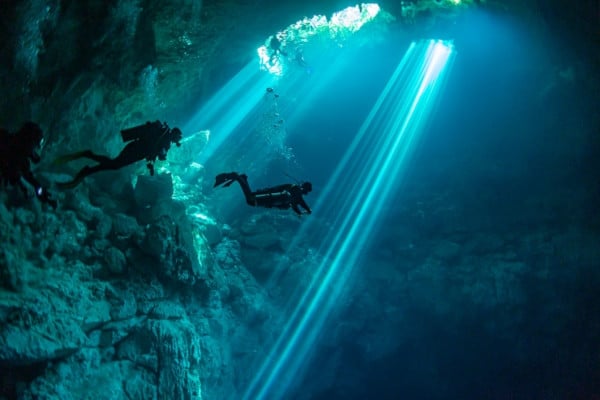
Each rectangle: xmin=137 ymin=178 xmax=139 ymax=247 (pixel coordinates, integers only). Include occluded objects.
xmin=21 ymin=169 xmax=42 ymax=191
xmin=22 ymin=170 xmax=56 ymax=208
xmin=255 ymin=184 xmax=292 ymax=195
xmin=291 ymin=203 xmax=302 ymax=215
xmin=298 ymin=197 xmax=311 ymax=214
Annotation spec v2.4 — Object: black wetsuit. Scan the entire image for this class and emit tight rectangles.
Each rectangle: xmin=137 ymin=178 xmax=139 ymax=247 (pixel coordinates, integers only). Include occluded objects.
xmin=250 ymin=183 xmax=311 ymax=215
xmin=214 ymin=172 xmax=312 ymax=215
xmin=0 ymin=124 xmax=56 ymax=208
xmin=56 ymin=122 xmax=181 ymax=189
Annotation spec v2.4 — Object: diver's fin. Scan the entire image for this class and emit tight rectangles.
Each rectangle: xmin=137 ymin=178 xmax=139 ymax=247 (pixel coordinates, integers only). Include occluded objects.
xmin=214 ymin=173 xmax=228 ymax=187
xmin=214 ymin=172 xmax=238 ymax=188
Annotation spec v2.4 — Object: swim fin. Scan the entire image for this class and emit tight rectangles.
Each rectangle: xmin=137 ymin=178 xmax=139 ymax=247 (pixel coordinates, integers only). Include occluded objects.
xmin=214 ymin=172 xmax=238 ymax=188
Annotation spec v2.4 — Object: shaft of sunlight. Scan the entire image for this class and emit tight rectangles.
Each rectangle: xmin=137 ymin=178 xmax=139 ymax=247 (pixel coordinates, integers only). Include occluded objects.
xmin=242 ymin=39 xmax=455 ymax=400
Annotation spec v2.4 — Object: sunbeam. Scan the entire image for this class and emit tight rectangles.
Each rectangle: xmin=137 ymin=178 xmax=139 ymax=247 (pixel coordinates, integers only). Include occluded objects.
xmin=243 ymin=39 xmax=456 ymax=400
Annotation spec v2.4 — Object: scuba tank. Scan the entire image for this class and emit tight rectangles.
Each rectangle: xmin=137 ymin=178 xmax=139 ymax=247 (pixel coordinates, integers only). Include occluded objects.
xmin=120 ymin=120 xmax=169 ymax=143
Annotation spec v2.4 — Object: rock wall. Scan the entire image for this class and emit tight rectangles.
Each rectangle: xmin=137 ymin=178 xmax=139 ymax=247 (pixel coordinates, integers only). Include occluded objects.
xmin=0 ymin=181 xmax=283 ymax=399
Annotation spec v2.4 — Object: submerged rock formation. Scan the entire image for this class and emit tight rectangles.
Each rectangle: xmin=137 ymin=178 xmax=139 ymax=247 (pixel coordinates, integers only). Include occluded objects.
xmin=1 ymin=0 xmax=598 ymax=399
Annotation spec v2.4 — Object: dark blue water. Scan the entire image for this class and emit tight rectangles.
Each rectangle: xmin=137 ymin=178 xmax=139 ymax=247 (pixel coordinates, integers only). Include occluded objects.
xmin=263 ymin=8 xmax=599 ymax=400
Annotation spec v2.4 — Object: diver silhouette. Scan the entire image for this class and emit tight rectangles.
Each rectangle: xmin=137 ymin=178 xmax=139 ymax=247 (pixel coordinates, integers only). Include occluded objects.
xmin=56 ymin=121 xmax=182 ymax=189
xmin=0 ymin=122 xmax=57 ymax=208
xmin=214 ymin=172 xmax=312 ymax=216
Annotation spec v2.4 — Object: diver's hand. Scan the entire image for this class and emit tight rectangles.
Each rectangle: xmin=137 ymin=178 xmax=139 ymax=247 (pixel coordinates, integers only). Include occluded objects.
xmin=36 ymin=187 xmax=57 ymax=209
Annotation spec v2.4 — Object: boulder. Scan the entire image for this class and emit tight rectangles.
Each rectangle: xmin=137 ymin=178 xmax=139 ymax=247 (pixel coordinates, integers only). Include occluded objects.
xmin=134 ymin=173 xmax=174 ymax=207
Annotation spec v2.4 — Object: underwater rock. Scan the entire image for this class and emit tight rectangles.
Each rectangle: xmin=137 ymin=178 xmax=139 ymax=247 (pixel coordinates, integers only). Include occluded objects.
xmin=134 ymin=173 xmax=174 ymax=207
xmin=202 ymin=222 xmax=222 ymax=246
xmin=106 ymin=286 xmax=138 ymax=321
xmin=116 ymin=318 xmax=202 ymax=400
xmin=111 ymin=213 xmax=141 ymax=240
xmin=87 ymin=316 xmax=146 ymax=348
xmin=21 ymin=355 xmax=156 ymax=400
xmin=149 ymin=319 xmax=202 ymax=400
xmin=104 ymin=246 xmax=127 ymax=275
xmin=0 ymin=251 xmax=28 ymax=292
xmin=92 ymin=212 xmax=113 ymax=239
xmin=0 ymin=294 xmax=86 ymax=365
xmin=240 ymin=248 xmax=279 ymax=281
xmin=63 ymin=190 xmax=104 ymax=223
xmin=140 ymin=215 xmax=206 ymax=286
xmin=147 ymin=300 xmax=186 ymax=320
xmin=214 ymin=237 xmax=242 ymax=268
xmin=132 ymin=279 xmax=166 ymax=315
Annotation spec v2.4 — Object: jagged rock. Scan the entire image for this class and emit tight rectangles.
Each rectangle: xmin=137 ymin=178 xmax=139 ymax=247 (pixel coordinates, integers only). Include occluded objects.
xmin=92 ymin=238 xmax=110 ymax=253
xmin=0 ymin=294 xmax=86 ymax=365
xmin=140 ymin=215 xmax=206 ymax=286
xmin=41 ymin=210 xmax=88 ymax=256
xmin=13 ymin=207 xmax=35 ymax=225
xmin=134 ymin=280 xmax=166 ymax=315
xmin=214 ymin=237 xmax=242 ymax=268
xmin=148 ymin=300 xmax=186 ymax=320
xmin=78 ymin=295 xmax=112 ymax=332
xmin=149 ymin=319 xmax=202 ymax=400
xmin=117 ymin=336 xmax=158 ymax=372
xmin=112 ymin=213 xmax=140 ymax=238
xmin=0 ymin=251 xmax=28 ymax=292
xmin=134 ymin=173 xmax=174 ymax=207
xmin=231 ymin=291 xmax=271 ymax=327
xmin=86 ymin=316 xmax=146 ymax=348
xmin=104 ymin=247 xmax=127 ymax=275
xmin=141 ymin=219 xmax=172 ymax=259
xmin=93 ymin=212 xmax=113 ymax=239
xmin=106 ymin=287 xmax=137 ymax=320
xmin=199 ymin=220 xmax=222 ymax=246
xmin=22 ymin=354 xmax=157 ymax=400
xmin=64 ymin=190 xmax=104 ymax=223
xmin=187 ymin=209 xmax=222 ymax=246
xmin=115 ymin=318 xmax=202 ymax=400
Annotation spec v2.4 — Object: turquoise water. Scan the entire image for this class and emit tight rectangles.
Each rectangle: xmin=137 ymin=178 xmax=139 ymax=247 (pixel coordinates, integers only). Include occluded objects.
xmin=231 ymin=8 xmax=599 ymax=400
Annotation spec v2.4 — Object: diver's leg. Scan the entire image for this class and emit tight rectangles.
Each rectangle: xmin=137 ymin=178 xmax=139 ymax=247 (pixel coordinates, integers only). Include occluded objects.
xmin=80 ymin=151 xmax=112 ymax=163
xmin=235 ymin=175 xmax=257 ymax=206
xmin=54 ymin=150 xmax=110 ymax=165
xmin=56 ymin=163 xmax=109 ymax=189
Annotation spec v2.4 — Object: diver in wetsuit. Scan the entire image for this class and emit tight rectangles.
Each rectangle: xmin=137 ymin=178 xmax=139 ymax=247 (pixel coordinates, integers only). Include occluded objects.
xmin=56 ymin=121 xmax=182 ymax=189
xmin=0 ymin=122 xmax=57 ymax=208
xmin=214 ymin=172 xmax=312 ymax=216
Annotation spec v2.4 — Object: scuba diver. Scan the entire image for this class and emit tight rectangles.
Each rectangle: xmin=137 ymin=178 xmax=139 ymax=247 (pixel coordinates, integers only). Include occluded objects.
xmin=269 ymin=33 xmax=287 ymax=64
xmin=294 ymin=47 xmax=308 ymax=68
xmin=0 ymin=122 xmax=57 ymax=208
xmin=214 ymin=172 xmax=312 ymax=216
xmin=56 ymin=121 xmax=182 ymax=189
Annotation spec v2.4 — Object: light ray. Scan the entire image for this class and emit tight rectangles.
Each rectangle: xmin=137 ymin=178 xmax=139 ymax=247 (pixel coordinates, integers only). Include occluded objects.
xmin=183 ymin=62 xmax=277 ymax=164
xmin=242 ymin=39 xmax=455 ymax=400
